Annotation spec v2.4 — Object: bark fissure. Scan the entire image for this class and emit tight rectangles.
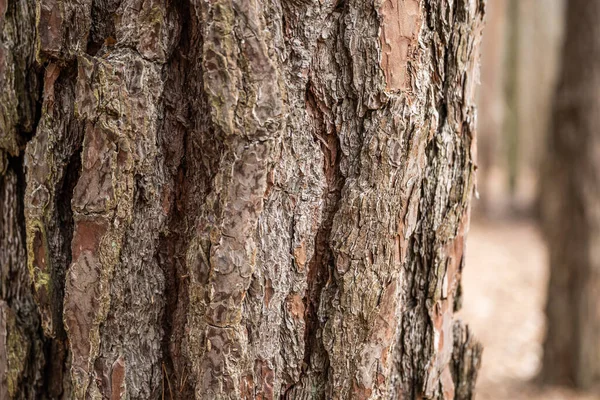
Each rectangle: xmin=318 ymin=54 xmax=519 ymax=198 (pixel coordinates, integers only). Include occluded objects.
xmin=42 ymin=143 xmax=81 ymax=397
xmin=1 ymin=153 xmax=49 ymax=398
xmin=156 ymin=4 xmax=193 ymax=395
xmin=156 ymin=1 xmax=228 ymax=397
xmin=281 ymin=84 xmax=346 ymax=398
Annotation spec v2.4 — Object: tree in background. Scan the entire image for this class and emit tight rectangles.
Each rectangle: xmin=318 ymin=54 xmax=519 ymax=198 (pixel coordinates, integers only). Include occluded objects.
xmin=503 ymin=0 xmax=520 ymax=200
xmin=542 ymin=0 xmax=600 ymax=390
xmin=476 ymin=0 xmax=507 ymax=214
xmin=0 ymin=0 xmax=484 ymax=398
xmin=476 ymin=0 xmax=563 ymax=217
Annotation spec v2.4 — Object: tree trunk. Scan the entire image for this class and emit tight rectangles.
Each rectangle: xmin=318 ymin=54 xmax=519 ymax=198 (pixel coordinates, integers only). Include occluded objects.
xmin=0 ymin=0 xmax=484 ymax=398
xmin=476 ymin=0 xmax=506 ymax=215
xmin=541 ymin=0 xmax=600 ymax=390
xmin=503 ymin=0 xmax=519 ymax=200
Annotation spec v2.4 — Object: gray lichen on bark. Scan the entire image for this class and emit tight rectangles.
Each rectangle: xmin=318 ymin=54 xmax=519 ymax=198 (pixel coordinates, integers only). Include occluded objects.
xmin=0 ymin=0 xmax=484 ymax=398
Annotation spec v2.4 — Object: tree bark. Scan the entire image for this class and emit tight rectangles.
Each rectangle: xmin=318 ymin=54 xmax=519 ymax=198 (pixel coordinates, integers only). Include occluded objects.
xmin=541 ymin=0 xmax=600 ymax=390
xmin=0 ymin=0 xmax=484 ymax=398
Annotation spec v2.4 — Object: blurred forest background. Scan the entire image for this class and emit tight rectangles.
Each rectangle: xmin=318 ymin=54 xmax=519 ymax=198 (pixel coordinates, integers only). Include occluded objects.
xmin=460 ymin=0 xmax=600 ymax=398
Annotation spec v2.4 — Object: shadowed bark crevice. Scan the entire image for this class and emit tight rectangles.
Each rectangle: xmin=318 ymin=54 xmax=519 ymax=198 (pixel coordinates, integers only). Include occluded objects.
xmin=9 ymin=155 xmax=28 ymax=255
xmin=1 ymin=155 xmax=46 ymax=398
xmin=156 ymin=0 xmax=223 ymax=396
xmin=86 ymin=0 xmax=123 ymax=56
xmin=41 ymin=145 xmax=81 ymax=398
xmin=281 ymin=85 xmax=346 ymax=399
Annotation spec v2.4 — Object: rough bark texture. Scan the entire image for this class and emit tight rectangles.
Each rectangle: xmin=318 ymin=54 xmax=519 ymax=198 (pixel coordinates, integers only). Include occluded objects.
xmin=0 ymin=0 xmax=484 ymax=398
xmin=541 ymin=0 xmax=600 ymax=390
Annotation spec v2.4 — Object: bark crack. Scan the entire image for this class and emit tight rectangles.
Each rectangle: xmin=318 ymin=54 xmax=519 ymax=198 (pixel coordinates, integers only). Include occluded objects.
xmin=283 ymin=84 xmax=345 ymax=398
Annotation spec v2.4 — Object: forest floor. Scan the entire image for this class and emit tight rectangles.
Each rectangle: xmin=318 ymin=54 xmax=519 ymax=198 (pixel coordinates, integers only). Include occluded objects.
xmin=458 ymin=216 xmax=600 ymax=400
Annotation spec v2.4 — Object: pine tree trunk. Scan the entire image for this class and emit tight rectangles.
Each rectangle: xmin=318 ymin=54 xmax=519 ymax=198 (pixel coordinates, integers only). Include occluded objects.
xmin=0 ymin=0 xmax=484 ymax=398
xmin=541 ymin=0 xmax=600 ymax=390
xmin=476 ymin=0 xmax=506 ymax=215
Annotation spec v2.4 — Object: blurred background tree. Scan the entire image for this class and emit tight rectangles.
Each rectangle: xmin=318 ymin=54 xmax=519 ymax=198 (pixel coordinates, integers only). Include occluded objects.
xmin=541 ymin=0 xmax=600 ymax=390
xmin=466 ymin=0 xmax=600 ymax=397
xmin=460 ymin=0 xmax=600 ymax=399
xmin=476 ymin=0 xmax=563 ymax=218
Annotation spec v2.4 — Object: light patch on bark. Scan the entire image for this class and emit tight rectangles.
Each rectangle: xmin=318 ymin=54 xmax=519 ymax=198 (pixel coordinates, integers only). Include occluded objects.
xmin=379 ymin=0 xmax=423 ymax=91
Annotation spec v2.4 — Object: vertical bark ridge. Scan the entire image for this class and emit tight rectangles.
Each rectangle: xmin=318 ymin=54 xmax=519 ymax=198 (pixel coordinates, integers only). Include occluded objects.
xmin=26 ymin=0 xmax=184 ymax=397
xmin=65 ymin=27 xmax=178 ymax=400
xmin=181 ymin=0 xmax=289 ymax=397
xmin=392 ymin=2 xmax=484 ymax=399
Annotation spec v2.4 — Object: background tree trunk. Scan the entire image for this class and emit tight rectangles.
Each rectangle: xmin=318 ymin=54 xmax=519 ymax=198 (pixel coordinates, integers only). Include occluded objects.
xmin=0 ymin=0 xmax=484 ymax=398
xmin=475 ymin=0 xmax=506 ymax=215
xmin=541 ymin=0 xmax=600 ymax=390
xmin=503 ymin=0 xmax=519 ymax=200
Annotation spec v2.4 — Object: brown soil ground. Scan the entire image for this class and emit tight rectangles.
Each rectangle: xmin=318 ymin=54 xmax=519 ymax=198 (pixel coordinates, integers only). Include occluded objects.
xmin=458 ymin=217 xmax=600 ymax=400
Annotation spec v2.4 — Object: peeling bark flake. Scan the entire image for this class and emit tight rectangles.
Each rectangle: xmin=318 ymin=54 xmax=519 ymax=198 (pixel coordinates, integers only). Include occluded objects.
xmin=379 ymin=0 xmax=423 ymax=91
